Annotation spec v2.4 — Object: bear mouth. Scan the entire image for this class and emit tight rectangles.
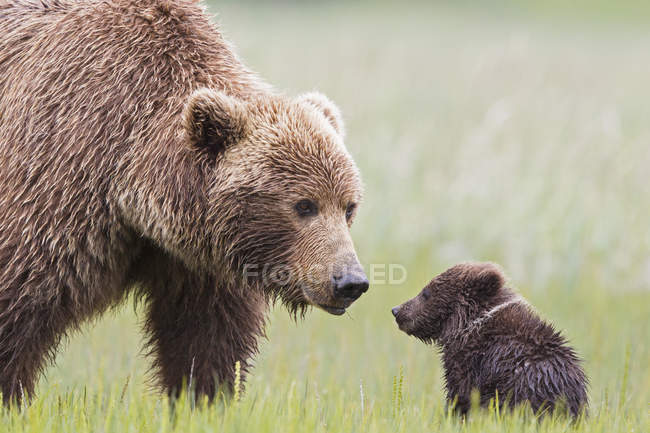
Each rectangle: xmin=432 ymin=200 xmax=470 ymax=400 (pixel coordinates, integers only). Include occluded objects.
xmin=318 ymin=304 xmax=346 ymax=316
xmin=393 ymin=316 xmax=414 ymax=335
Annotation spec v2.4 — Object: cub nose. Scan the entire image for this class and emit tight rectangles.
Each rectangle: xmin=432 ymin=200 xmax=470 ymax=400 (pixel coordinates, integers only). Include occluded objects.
xmin=333 ymin=273 xmax=369 ymax=300
xmin=391 ymin=306 xmax=400 ymax=317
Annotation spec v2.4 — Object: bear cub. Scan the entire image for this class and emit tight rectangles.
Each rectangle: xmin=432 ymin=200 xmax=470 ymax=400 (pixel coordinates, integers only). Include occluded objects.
xmin=392 ymin=262 xmax=588 ymax=417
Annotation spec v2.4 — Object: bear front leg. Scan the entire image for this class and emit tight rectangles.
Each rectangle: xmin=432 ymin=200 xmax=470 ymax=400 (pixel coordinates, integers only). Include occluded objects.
xmin=143 ymin=278 xmax=267 ymax=401
xmin=443 ymin=369 xmax=475 ymax=415
xmin=0 ymin=290 xmax=72 ymax=405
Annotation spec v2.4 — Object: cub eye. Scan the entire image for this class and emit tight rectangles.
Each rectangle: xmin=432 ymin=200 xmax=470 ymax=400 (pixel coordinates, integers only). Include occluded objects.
xmin=345 ymin=202 xmax=357 ymax=221
xmin=421 ymin=290 xmax=430 ymax=300
xmin=295 ymin=199 xmax=318 ymax=217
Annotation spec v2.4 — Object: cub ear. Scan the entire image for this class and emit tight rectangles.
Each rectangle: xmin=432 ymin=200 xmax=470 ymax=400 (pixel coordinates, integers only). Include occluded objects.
xmin=183 ymin=88 xmax=249 ymax=157
xmin=470 ymin=262 xmax=506 ymax=299
xmin=298 ymin=92 xmax=345 ymax=137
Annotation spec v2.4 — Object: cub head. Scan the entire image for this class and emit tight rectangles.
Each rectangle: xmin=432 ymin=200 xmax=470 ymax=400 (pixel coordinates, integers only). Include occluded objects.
xmin=183 ymin=88 xmax=368 ymax=316
xmin=391 ymin=262 xmax=506 ymax=343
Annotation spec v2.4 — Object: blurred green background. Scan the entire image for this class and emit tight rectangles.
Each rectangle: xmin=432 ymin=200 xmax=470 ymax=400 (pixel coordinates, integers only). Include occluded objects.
xmin=19 ymin=1 xmax=650 ymax=431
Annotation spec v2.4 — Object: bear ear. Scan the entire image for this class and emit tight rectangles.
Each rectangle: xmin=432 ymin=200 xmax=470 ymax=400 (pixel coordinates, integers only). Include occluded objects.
xmin=470 ymin=262 xmax=506 ymax=299
xmin=183 ymin=88 xmax=249 ymax=157
xmin=298 ymin=92 xmax=345 ymax=137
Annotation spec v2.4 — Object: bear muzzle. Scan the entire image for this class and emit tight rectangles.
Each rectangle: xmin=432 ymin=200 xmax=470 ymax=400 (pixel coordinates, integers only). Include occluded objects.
xmin=391 ymin=302 xmax=415 ymax=334
xmin=332 ymin=272 xmax=369 ymax=302
xmin=312 ymin=273 xmax=368 ymax=316
xmin=309 ymin=263 xmax=368 ymax=316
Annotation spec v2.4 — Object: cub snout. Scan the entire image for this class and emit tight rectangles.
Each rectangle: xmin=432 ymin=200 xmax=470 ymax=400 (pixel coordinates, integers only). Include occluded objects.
xmin=391 ymin=301 xmax=419 ymax=336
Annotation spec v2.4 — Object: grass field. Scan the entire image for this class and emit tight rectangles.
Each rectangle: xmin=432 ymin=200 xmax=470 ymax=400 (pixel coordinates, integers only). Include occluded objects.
xmin=2 ymin=1 xmax=649 ymax=432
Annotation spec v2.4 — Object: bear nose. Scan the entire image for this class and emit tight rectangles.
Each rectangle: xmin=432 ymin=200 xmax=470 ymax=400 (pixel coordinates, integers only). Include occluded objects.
xmin=391 ymin=306 xmax=400 ymax=317
xmin=333 ymin=273 xmax=369 ymax=300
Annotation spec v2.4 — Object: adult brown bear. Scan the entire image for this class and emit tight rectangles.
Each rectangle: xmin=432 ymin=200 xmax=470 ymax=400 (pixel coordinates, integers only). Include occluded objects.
xmin=0 ymin=0 xmax=368 ymax=403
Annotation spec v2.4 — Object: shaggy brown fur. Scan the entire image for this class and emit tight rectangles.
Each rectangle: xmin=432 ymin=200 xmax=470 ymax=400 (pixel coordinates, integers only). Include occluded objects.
xmin=0 ymin=0 xmax=368 ymax=404
xmin=392 ymin=263 xmax=588 ymax=417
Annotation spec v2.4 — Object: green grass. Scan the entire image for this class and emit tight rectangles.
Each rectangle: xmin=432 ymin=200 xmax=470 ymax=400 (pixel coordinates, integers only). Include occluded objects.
xmin=2 ymin=2 xmax=649 ymax=432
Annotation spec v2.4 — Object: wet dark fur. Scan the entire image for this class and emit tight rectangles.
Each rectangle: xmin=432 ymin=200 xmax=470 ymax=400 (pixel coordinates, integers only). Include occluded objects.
xmin=393 ymin=263 xmax=588 ymax=417
xmin=0 ymin=0 xmax=364 ymax=404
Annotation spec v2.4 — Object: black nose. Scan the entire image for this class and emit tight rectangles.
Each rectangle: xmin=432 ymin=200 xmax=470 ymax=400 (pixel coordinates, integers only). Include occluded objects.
xmin=333 ymin=273 xmax=369 ymax=300
xmin=391 ymin=306 xmax=400 ymax=317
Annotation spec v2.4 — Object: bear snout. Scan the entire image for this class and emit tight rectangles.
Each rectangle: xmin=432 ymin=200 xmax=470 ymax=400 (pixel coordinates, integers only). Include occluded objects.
xmin=332 ymin=272 xmax=369 ymax=301
xmin=392 ymin=303 xmax=416 ymax=335
xmin=310 ymin=267 xmax=368 ymax=316
xmin=392 ymin=303 xmax=407 ymax=326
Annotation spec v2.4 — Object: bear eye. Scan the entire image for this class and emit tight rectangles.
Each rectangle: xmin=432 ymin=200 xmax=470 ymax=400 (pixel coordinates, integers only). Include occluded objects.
xmin=421 ymin=290 xmax=430 ymax=300
xmin=345 ymin=202 xmax=357 ymax=221
xmin=295 ymin=199 xmax=318 ymax=217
